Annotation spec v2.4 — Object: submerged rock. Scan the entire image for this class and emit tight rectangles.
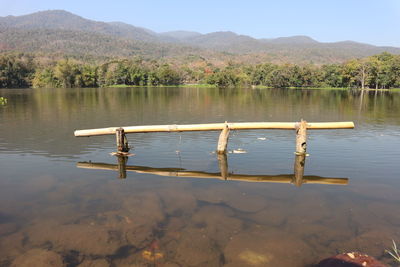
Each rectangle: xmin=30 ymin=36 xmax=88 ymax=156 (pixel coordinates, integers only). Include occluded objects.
xmin=0 ymin=231 xmax=26 ymax=260
xmin=174 ymin=227 xmax=221 ymax=266
xmin=125 ymin=224 xmax=155 ymax=249
xmin=28 ymin=222 xmax=123 ymax=255
xmin=194 ymin=185 xmax=266 ymax=213
xmin=11 ymin=248 xmax=65 ymax=267
xmin=158 ymin=188 xmax=198 ymax=216
xmin=121 ymin=192 xmax=165 ymax=227
xmin=0 ymin=222 xmax=18 ymax=236
xmin=246 ymin=202 xmax=287 ymax=227
xmin=78 ymin=258 xmax=109 ymax=267
xmin=191 ymin=205 xmax=243 ymax=247
xmin=224 ymin=225 xmax=314 ymax=267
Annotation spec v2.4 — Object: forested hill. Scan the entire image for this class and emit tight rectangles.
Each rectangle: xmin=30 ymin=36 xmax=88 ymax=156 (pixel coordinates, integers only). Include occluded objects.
xmin=1 ymin=10 xmax=400 ymax=64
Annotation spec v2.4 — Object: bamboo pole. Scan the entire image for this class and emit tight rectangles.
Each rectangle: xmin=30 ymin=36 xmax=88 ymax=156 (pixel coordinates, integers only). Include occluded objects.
xmin=76 ymin=162 xmax=348 ymax=186
xmin=74 ymin=121 xmax=355 ymax=137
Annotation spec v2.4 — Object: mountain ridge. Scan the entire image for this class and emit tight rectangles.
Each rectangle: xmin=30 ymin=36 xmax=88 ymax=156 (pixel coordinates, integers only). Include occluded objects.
xmin=1 ymin=10 xmax=399 ymax=64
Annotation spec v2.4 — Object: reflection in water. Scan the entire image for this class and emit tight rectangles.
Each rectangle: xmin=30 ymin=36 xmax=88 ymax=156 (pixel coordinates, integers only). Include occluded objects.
xmin=77 ymin=154 xmax=349 ymax=187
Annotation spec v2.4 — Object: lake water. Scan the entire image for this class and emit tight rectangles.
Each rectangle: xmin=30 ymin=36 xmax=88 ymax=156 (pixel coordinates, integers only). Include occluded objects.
xmin=0 ymin=87 xmax=400 ymax=266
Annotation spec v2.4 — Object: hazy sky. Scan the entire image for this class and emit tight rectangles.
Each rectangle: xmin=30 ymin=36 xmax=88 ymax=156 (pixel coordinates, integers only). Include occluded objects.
xmin=1 ymin=0 xmax=399 ymax=46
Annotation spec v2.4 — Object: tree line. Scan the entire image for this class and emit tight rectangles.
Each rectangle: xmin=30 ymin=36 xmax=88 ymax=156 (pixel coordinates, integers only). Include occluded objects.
xmin=1 ymin=52 xmax=400 ymax=89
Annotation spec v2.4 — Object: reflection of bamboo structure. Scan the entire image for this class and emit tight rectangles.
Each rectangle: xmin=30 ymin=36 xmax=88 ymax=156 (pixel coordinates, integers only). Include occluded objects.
xmin=76 ymin=155 xmax=348 ymax=186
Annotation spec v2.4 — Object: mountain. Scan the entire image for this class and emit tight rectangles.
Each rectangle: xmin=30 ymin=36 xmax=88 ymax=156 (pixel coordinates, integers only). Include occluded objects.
xmin=261 ymin=35 xmax=318 ymax=44
xmin=0 ymin=10 xmax=159 ymax=43
xmin=159 ymin=31 xmax=202 ymax=41
xmin=1 ymin=10 xmax=400 ymax=64
xmin=0 ymin=27 xmax=203 ymax=60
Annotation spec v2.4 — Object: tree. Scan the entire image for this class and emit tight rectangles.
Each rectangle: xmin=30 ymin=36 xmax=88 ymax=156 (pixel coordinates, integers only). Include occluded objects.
xmin=321 ymin=64 xmax=343 ymax=88
xmin=0 ymin=54 xmax=34 ymax=88
xmin=266 ymin=65 xmax=292 ymax=88
xmin=154 ymin=64 xmax=181 ymax=85
xmin=205 ymin=69 xmax=241 ymax=88
xmin=54 ymin=59 xmax=79 ymax=88
xmin=342 ymin=59 xmax=362 ymax=88
xmin=32 ymin=68 xmax=59 ymax=88
xmin=76 ymin=65 xmax=98 ymax=87
xmin=250 ymin=63 xmax=276 ymax=86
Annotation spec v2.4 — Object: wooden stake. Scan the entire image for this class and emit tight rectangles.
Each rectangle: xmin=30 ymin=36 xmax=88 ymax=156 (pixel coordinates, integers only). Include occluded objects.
xmin=293 ymin=155 xmax=306 ymax=187
xmin=295 ymin=119 xmax=307 ymax=155
xmin=217 ymin=122 xmax=230 ymax=154
xmin=115 ymin=128 xmax=130 ymax=153
xmin=217 ymin=153 xmax=228 ymax=180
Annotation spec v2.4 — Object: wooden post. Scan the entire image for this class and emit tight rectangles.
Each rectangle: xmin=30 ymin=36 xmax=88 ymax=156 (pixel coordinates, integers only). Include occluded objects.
xmin=217 ymin=122 xmax=230 ymax=154
xmin=217 ymin=153 xmax=228 ymax=180
xmin=117 ymin=155 xmax=128 ymax=179
xmin=115 ymin=127 xmax=130 ymax=153
xmin=295 ymin=119 xmax=307 ymax=155
xmin=293 ymin=155 xmax=306 ymax=187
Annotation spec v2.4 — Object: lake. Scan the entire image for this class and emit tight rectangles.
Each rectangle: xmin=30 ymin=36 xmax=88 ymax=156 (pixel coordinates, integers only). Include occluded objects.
xmin=0 ymin=87 xmax=400 ymax=266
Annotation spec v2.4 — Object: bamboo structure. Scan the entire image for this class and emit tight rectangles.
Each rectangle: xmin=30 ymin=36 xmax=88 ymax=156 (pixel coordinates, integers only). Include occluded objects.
xmin=74 ymin=121 xmax=354 ymax=155
xmin=76 ymin=160 xmax=348 ymax=186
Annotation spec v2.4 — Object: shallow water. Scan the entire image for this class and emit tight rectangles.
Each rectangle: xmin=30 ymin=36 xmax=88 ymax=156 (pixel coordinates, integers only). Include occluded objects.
xmin=0 ymin=87 xmax=400 ymax=266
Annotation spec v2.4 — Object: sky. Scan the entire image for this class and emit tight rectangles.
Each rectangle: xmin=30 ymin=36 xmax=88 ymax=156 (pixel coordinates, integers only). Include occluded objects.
xmin=1 ymin=0 xmax=400 ymax=47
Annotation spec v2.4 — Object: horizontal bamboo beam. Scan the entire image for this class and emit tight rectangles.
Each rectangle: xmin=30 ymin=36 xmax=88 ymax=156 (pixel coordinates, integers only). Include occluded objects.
xmin=76 ymin=162 xmax=348 ymax=186
xmin=74 ymin=121 xmax=355 ymax=137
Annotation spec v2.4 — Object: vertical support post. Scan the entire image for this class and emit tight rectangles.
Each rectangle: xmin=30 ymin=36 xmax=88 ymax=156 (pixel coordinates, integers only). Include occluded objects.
xmin=116 ymin=127 xmax=130 ymax=153
xmin=117 ymin=155 xmax=128 ymax=179
xmin=217 ymin=122 xmax=230 ymax=154
xmin=217 ymin=153 xmax=228 ymax=180
xmin=293 ymin=155 xmax=306 ymax=187
xmin=295 ymin=119 xmax=307 ymax=155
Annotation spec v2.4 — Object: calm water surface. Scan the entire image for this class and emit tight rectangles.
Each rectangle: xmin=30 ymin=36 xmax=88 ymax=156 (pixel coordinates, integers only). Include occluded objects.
xmin=0 ymin=87 xmax=400 ymax=266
